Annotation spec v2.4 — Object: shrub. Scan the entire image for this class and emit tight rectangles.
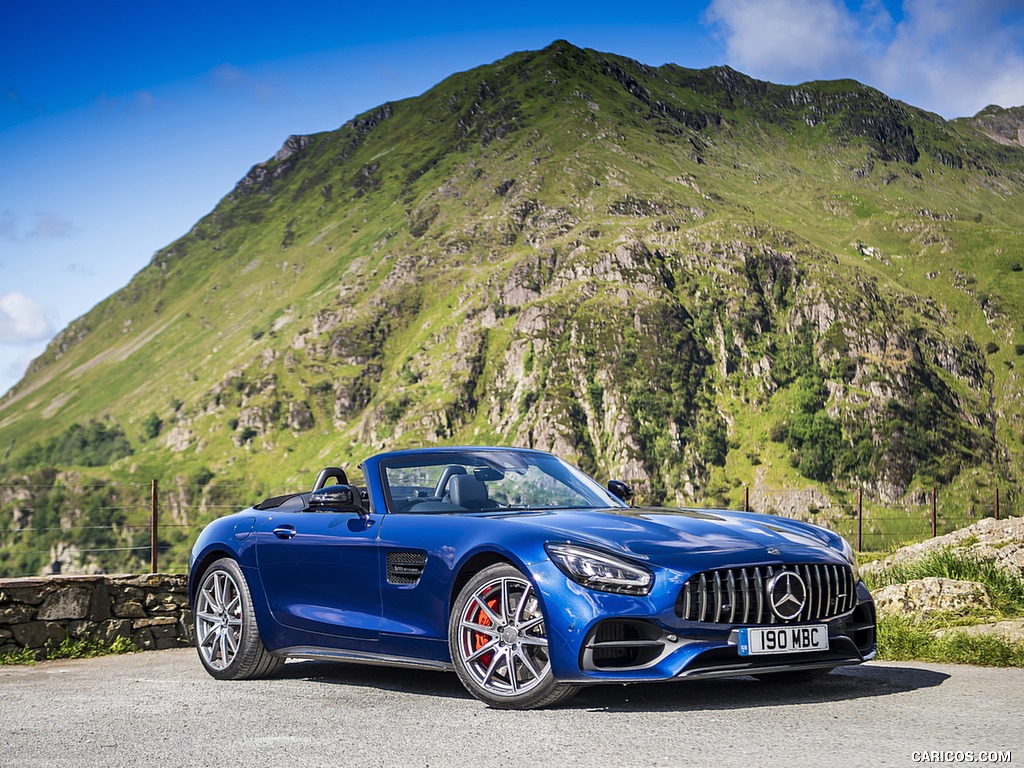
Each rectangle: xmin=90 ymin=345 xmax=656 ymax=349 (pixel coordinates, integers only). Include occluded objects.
xmin=768 ymin=421 xmax=789 ymax=443
xmin=13 ymin=421 xmax=133 ymax=469
xmin=142 ymin=412 xmax=163 ymax=440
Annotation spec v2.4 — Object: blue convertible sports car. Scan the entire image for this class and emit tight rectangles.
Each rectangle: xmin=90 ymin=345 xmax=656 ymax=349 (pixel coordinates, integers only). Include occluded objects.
xmin=189 ymin=446 xmax=876 ymax=709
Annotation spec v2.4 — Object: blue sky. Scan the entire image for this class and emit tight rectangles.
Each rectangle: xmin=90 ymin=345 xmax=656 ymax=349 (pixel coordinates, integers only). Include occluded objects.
xmin=2 ymin=0 xmax=1023 ymax=395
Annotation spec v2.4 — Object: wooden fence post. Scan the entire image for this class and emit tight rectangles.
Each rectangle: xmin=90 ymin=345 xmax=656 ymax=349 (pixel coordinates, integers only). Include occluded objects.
xmin=151 ymin=479 xmax=159 ymax=574
xmin=856 ymin=488 xmax=863 ymax=552
xmin=995 ymin=487 xmax=1000 ymax=521
xmin=743 ymin=486 xmax=749 ymax=512
xmin=931 ymin=487 xmax=937 ymax=538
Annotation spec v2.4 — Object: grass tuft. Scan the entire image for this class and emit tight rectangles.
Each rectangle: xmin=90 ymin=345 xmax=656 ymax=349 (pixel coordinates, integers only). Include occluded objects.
xmin=0 ymin=634 xmax=138 ymax=666
xmin=863 ymin=547 xmax=1024 ymax=616
xmin=0 ymin=646 xmax=39 ymax=666
xmin=878 ymin=615 xmax=1024 ymax=667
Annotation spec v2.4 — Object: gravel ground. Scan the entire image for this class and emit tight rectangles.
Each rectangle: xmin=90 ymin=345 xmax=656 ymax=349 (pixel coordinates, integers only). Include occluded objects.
xmin=1 ymin=649 xmax=1020 ymax=768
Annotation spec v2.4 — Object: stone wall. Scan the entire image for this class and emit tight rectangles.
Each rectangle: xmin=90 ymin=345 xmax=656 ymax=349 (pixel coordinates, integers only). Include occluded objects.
xmin=0 ymin=574 xmax=193 ymax=658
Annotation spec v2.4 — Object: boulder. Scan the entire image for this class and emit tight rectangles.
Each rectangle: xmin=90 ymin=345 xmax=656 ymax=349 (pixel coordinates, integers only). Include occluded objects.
xmin=873 ymin=577 xmax=993 ymax=620
xmin=863 ymin=516 xmax=1024 ymax=579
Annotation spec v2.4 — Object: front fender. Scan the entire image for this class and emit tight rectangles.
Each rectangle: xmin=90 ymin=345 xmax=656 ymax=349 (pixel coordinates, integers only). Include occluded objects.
xmin=187 ymin=511 xmax=259 ymax=606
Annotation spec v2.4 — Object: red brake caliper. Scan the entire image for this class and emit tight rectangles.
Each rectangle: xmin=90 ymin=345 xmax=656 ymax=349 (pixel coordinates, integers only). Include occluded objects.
xmin=472 ymin=588 xmax=501 ymax=667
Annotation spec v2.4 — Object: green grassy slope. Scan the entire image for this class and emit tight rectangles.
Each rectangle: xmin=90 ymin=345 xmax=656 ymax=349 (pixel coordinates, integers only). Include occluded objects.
xmin=2 ymin=41 xmax=1024 ymax=574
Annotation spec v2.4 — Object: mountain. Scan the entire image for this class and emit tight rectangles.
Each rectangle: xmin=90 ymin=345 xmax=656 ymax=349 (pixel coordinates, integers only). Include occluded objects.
xmin=2 ymin=41 xmax=1024 ymax=575
xmin=965 ymin=105 xmax=1024 ymax=147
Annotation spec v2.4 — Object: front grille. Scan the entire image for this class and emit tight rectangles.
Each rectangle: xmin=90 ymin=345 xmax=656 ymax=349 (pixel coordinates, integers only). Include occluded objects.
xmin=675 ymin=563 xmax=856 ymax=625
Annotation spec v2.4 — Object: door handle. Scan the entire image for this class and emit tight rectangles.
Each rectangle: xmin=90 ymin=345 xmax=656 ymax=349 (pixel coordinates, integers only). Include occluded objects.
xmin=272 ymin=525 xmax=297 ymax=540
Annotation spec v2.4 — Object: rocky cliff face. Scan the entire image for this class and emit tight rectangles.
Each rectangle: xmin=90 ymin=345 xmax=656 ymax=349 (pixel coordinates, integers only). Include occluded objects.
xmin=968 ymin=105 xmax=1024 ymax=147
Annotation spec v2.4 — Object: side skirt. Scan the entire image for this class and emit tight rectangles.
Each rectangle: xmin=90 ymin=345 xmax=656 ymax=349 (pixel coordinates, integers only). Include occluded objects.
xmin=276 ymin=646 xmax=454 ymax=672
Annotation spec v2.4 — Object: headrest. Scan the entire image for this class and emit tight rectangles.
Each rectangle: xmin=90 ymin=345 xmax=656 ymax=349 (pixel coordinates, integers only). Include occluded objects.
xmin=449 ymin=474 xmax=489 ymax=508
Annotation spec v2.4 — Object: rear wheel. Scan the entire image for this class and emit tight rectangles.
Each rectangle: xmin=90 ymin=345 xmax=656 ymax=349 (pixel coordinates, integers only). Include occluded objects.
xmin=449 ymin=563 xmax=578 ymax=709
xmin=194 ymin=557 xmax=284 ymax=680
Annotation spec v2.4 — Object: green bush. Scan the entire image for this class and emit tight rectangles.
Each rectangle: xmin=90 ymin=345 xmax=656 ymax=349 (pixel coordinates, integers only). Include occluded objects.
xmin=782 ymin=374 xmax=842 ymax=482
xmin=768 ymin=421 xmax=789 ymax=443
xmin=142 ymin=412 xmax=163 ymax=440
xmin=12 ymin=421 xmax=132 ymax=470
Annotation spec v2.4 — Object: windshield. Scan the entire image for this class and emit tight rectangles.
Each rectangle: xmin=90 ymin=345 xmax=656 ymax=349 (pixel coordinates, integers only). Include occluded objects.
xmin=379 ymin=450 xmax=622 ymax=514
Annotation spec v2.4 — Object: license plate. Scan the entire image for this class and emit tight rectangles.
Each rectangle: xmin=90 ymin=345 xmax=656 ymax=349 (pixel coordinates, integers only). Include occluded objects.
xmin=737 ymin=625 xmax=829 ymax=656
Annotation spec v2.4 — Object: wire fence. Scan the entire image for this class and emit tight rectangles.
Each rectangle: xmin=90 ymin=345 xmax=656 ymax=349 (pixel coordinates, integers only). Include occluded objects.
xmin=1 ymin=479 xmax=1020 ymax=579
xmin=612 ymin=483 xmax=1020 ymax=553
xmin=0 ymin=479 xmax=263 ymax=579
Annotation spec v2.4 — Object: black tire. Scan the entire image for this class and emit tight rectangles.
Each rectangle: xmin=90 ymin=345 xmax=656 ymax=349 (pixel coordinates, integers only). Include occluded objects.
xmin=194 ymin=557 xmax=284 ymax=680
xmin=449 ymin=563 xmax=578 ymax=709
xmin=754 ymin=667 xmax=834 ymax=684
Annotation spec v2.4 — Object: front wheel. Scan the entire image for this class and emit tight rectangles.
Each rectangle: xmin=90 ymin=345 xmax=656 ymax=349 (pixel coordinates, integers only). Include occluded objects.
xmin=194 ymin=557 xmax=284 ymax=680
xmin=449 ymin=564 xmax=578 ymax=709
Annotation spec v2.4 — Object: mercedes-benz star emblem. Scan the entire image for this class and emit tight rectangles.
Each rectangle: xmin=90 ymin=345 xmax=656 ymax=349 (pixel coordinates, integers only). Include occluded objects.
xmin=767 ymin=571 xmax=807 ymax=621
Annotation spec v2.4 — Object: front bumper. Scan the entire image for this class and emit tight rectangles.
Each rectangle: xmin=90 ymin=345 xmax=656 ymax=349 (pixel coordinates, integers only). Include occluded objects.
xmin=531 ymin=560 xmax=877 ymax=684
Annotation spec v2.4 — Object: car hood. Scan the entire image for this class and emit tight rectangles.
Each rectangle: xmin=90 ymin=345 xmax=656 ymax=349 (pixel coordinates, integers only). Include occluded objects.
xmin=486 ymin=506 xmax=842 ymax=565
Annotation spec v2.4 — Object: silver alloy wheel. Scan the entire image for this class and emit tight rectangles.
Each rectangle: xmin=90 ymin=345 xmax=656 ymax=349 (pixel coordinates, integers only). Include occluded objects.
xmin=456 ymin=574 xmax=551 ymax=697
xmin=195 ymin=567 xmax=244 ymax=671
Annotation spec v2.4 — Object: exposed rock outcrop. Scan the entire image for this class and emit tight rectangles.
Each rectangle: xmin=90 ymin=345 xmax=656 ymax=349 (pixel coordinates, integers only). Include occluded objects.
xmin=863 ymin=516 xmax=1024 ymax=579
xmin=873 ymin=577 xmax=993 ymax=620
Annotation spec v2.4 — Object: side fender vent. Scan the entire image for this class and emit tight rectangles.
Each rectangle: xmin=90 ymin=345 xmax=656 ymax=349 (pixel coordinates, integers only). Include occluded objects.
xmin=387 ymin=551 xmax=428 ymax=585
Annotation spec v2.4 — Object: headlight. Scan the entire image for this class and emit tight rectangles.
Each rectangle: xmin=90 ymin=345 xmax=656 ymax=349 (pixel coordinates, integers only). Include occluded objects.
xmin=545 ymin=542 xmax=653 ymax=595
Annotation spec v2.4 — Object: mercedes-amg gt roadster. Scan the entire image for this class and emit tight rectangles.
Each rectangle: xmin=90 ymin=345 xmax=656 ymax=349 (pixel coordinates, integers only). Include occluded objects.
xmin=189 ymin=446 xmax=876 ymax=708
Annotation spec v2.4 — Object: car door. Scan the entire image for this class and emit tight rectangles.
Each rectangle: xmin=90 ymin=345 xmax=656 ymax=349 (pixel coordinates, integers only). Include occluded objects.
xmin=255 ymin=509 xmax=382 ymax=640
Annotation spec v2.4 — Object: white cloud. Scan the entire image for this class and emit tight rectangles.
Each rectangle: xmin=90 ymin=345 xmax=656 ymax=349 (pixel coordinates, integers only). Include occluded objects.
xmin=0 ymin=292 xmax=53 ymax=344
xmin=0 ymin=210 xmax=79 ymax=241
xmin=28 ymin=211 xmax=78 ymax=239
xmin=209 ymin=63 xmax=284 ymax=103
xmin=61 ymin=262 xmax=95 ymax=276
xmin=705 ymin=0 xmax=869 ymax=83
xmin=0 ymin=210 xmax=16 ymax=241
xmin=705 ymin=0 xmax=1024 ymax=117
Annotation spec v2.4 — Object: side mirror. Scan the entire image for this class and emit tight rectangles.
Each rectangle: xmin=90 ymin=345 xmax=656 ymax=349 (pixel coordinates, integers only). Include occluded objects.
xmin=607 ymin=480 xmax=635 ymax=503
xmin=309 ymin=484 xmax=366 ymax=517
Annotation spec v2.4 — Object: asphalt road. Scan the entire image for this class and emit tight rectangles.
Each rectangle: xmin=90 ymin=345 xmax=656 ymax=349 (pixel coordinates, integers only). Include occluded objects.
xmin=1 ymin=649 xmax=1020 ymax=768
